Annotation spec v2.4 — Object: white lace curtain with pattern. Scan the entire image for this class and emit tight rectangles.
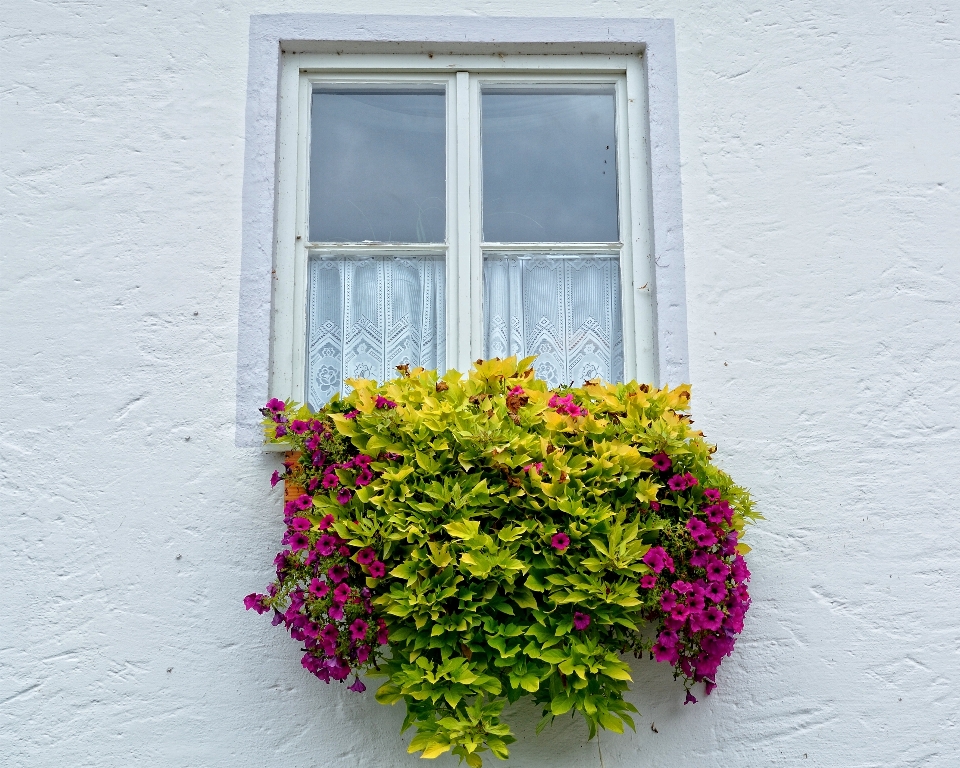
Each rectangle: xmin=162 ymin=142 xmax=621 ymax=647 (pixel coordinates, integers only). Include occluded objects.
xmin=483 ymin=255 xmax=624 ymax=387
xmin=307 ymin=256 xmax=445 ymax=408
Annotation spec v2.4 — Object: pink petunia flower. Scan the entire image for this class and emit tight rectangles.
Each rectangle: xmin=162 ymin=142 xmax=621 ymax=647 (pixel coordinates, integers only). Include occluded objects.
xmin=703 ymin=488 xmax=721 ymax=502
xmin=672 ymin=580 xmax=693 ymax=595
xmin=265 ymin=398 xmax=286 ymax=412
xmin=243 ymin=593 xmax=269 ymax=614
xmin=336 ymin=488 xmax=352 ymax=505
xmin=551 ymin=532 xmax=570 ymax=552
xmin=349 ymin=619 xmax=369 ymax=642
xmin=289 ymin=532 xmax=310 ymax=551
xmin=690 ymin=550 xmax=710 ymax=568
xmin=731 ymin=555 xmax=751 ymax=584
xmin=660 ymin=591 xmax=678 ymax=611
xmin=368 ymin=561 xmax=386 ymax=579
xmin=684 ymin=691 xmax=698 ymax=705
xmin=315 ymin=534 xmax=337 ymax=557
xmin=332 ymin=583 xmax=351 ymax=603
xmin=639 ymin=574 xmax=657 ymax=589
xmin=642 ymin=546 xmax=675 ymax=574
xmin=327 ymin=565 xmax=349 ymax=583
xmin=703 ymin=504 xmax=726 ymax=524
xmin=270 ymin=470 xmax=282 ymax=487
xmin=375 ymin=395 xmax=397 ymax=409
xmin=650 ymin=453 xmax=671 ymax=472
xmin=347 ymin=676 xmax=366 ymax=693
xmin=296 ymin=494 xmax=313 ymax=511
xmin=327 ymin=604 xmax=344 ymax=621
xmin=658 ymin=630 xmax=679 ymax=647
xmin=702 ymin=606 xmax=725 ymax=631
xmin=344 ymin=410 xmax=359 ymax=420
xmin=317 ymin=514 xmax=334 ymax=530
xmin=291 ymin=517 xmax=311 ymax=532
xmin=308 ymin=578 xmax=330 ymax=599
xmin=704 ymin=582 xmax=727 ymax=604
xmin=705 ymin=558 xmax=730 ymax=582
xmin=356 ymin=548 xmax=376 ymax=566
xmin=572 ymin=612 xmax=591 ymax=631
xmin=652 ymin=642 xmax=679 ymax=664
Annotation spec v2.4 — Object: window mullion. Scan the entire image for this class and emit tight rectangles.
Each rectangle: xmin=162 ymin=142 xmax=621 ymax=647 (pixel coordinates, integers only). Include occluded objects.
xmin=467 ymin=72 xmax=484 ymax=364
xmin=452 ymin=71 xmax=472 ymax=373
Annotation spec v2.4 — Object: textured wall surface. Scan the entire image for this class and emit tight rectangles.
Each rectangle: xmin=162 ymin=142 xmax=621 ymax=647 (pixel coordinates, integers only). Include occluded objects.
xmin=2 ymin=2 xmax=959 ymax=767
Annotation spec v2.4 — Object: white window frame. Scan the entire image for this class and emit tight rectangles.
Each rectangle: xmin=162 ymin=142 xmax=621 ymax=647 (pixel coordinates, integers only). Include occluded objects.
xmin=236 ymin=16 xmax=688 ymax=447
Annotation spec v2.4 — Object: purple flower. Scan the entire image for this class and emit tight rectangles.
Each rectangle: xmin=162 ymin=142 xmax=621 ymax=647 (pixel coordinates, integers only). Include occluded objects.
xmin=702 ymin=606 xmax=725 ymax=631
xmin=309 ymin=578 xmax=330 ymax=599
xmin=290 ymin=419 xmax=309 ymax=435
xmin=703 ymin=488 xmax=721 ymax=502
xmin=322 ymin=472 xmax=339 ymax=490
xmin=690 ymin=550 xmax=710 ymax=568
xmin=650 ymin=500 xmax=661 ymax=511
xmin=660 ymin=591 xmax=678 ymax=611
xmin=694 ymin=528 xmax=718 ymax=548
xmin=274 ymin=424 xmax=288 ymax=438
xmin=355 ymin=467 xmax=374 ymax=487
xmin=336 ymin=488 xmax=352 ymax=505
xmin=670 ymin=603 xmax=690 ymax=622
xmin=368 ymin=561 xmax=386 ymax=579
xmin=731 ymin=555 xmax=751 ymax=584
xmin=328 ymin=604 xmax=344 ymax=620
xmin=347 ymin=677 xmax=366 ymax=693
xmin=642 ymin=546 xmax=675 ymax=574
xmin=703 ymin=504 xmax=725 ymax=524
xmin=704 ymin=582 xmax=727 ymax=604
xmin=639 ymin=574 xmax=657 ymax=589
xmin=356 ymin=645 xmax=370 ymax=664
xmin=344 ymin=410 xmax=359 ymax=420
xmin=356 ymin=548 xmax=376 ymax=566
xmin=705 ymin=558 xmax=729 ymax=582
xmin=376 ymin=619 xmax=389 ymax=645
xmin=651 ymin=453 xmax=672 ymax=472
xmin=375 ymin=395 xmax=397 ymax=409
xmin=328 ymin=565 xmax=349 ymax=583
xmin=572 ymin=612 xmax=591 ymax=631
xmin=317 ymin=514 xmax=334 ymax=530
xmin=658 ymin=630 xmax=679 ymax=647
xmin=320 ymin=623 xmax=338 ymax=641
xmin=652 ymin=642 xmax=678 ymax=664
xmin=333 ymin=583 xmax=351 ymax=603
xmin=289 ymin=532 xmax=310 ymax=551
xmin=551 ymin=532 xmax=570 ymax=552
xmin=672 ymin=580 xmax=692 ymax=595
xmin=243 ymin=593 xmax=269 ymax=614
xmin=291 ymin=517 xmax=311 ymax=532
xmin=270 ymin=470 xmax=282 ymax=487
xmin=667 ymin=474 xmax=687 ymax=492
xmin=349 ymin=619 xmax=369 ymax=641
xmin=296 ymin=494 xmax=313 ymax=511
xmin=265 ymin=398 xmax=285 ymax=412
xmin=522 ymin=462 xmax=544 ymax=473
xmin=684 ymin=690 xmax=698 ymax=705
xmin=315 ymin=534 xmax=337 ymax=557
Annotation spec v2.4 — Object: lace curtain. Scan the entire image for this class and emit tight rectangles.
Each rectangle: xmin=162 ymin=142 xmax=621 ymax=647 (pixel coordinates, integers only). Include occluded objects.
xmin=307 ymin=256 xmax=445 ymax=408
xmin=483 ymin=255 xmax=624 ymax=387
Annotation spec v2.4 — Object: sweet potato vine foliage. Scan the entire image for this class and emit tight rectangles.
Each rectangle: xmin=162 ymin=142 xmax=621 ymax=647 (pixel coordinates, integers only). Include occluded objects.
xmin=245 ymin=358 xmax=757 ymax=766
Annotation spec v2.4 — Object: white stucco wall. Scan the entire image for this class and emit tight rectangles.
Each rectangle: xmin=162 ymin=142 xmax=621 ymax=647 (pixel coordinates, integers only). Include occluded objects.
xmin=2 ymin=2 xmax=958 ymax=766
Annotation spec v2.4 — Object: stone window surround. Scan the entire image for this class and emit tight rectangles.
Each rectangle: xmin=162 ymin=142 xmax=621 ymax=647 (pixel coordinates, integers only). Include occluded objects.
xmin=236 ymin=13 xmax=687 ymax=447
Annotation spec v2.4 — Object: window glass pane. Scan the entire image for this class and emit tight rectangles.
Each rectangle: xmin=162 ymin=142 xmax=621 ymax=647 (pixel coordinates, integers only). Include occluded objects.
xmin=481 ymin=86 xmax=618 ymax=243
xmin=307 ymin=255 xmax=445 ymax=408
xmin=310 ymin=88 xmax=446 ymax=243
xmin=483 ymin=254 xmax=623 ymax=386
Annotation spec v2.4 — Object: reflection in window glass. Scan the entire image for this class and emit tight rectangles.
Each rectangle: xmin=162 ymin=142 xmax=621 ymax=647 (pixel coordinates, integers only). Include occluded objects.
xmin=481 ymin=87 xmax=619 ymax=243
xmin=310 ymin=88 xmax=446 ymax=243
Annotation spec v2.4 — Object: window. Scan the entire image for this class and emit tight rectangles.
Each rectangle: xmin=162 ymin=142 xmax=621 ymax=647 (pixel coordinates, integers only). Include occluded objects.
xmin=237 ymin=16 xmax=688 ymax=445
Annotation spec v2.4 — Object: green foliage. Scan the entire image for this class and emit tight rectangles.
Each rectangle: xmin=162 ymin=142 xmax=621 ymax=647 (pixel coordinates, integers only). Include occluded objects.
xmin=263 ymin=358 xmax=755 ymax=765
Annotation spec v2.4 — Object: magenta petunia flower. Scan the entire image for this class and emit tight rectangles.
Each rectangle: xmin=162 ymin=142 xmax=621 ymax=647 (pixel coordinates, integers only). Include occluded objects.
xmin=356 ymin=548 xmax=376 ymax=566
xmin=315 ymin=534 xmax=337 ymax=557
xmin=650 ymin=452 xmax=671 ymax=471
xmin=344 ymin=410 xmax=359 ymax=420
xmin=291 ymin=517 xmax=311 ymax=532
xmin=670 ymin=604 xmax=690 ymax=622
xmin=551 ymin=532 xmax=570 ymax=552
xmin=317 ymin=514 xmax=334 ymax=530
xmin=290 ymin=419 xmax=309 ymax=434
xmin=660 ymin=591 xmax=678 ymax=611
xmin=684 ymin=690 xmax=698 ymax=705
xmin=639 ymin=574 xmax=657 ymax=589
xmin=672 ymin=580 xmax=693 ymax=595
xmin=270 ymin=470 xmax=282 ymax=487
xmin=642 ymin=546 xmax=674 ymax=574
xmin=356 ymin=645 xmax=370 ymax=664
xmin=328 ymin=604 xmax=344 ymax=621
xmin=349 ymin=619 xmax=369 ymax=641
xmin=376 ymin=619 xmax=389 ymax=645
xmin=320 ymin=623 xmax=338 ymax=641
xmin=668 ymin=474 xmax=688 ymax=492
xmin=702 ymin=606 xmax=725 ymax=631
xmin=690 ymin=550 xmax=709 ymax=568
xmin=658 ymin=630 xmax=679 ymax=647
xmin=652 ymin=641 xmax=679 ymax=664
xmin=274 ymin=424 xmax=288 ymax=438
xmin=336 ymin=488 xmax=352 ymax=505
xmin=328 ymin=565 xmax=349 ymax=583
xmin=321 ymin=472 xmax=338 ymax=490
xmin=243 ymin=593 xmax=269 ymax=614
xmin=650 ymin=500 xmax=661 ymax=511
xmin=355 ymin=467 xmax=374 ymax=487
xmin=309 ymin=578 xmax=330 ymax=599
xmin=289 ymin=532 xmax=310 ymax=551
xmin=703 ymin=504 xmax=725 ymax=524
xmin=703 ymin=488 xmax=721 ymax=502
xmin=572 ymin=612 xmax=591 ymax=631
xmin=368 ymin=561 xmax=386 ymax=579
xmin=687 ymin=517 xmax=708 ymax=537
xmin=347 ymin=676 xmax=366 ymax=693
xmin=704 ymin=582 xmax=727 ymax=604
xmin=338 ymin=545 xmax=350 ymax=557
xmin=694 ymin=529 xmax=718 ymax=548
xmin=705 ymin=559 xmax=729 ymax=582
xmin=265 ymin=398 xmax=286 ymax=412
xmin=296 ymin=494 xmax=313 ymax=511
xmin=683 ymin=473 xmax=698 ymax=488
xmin=731 ymin=555 xmax=751 ymax=583
xmin=375 ymin=395 xmax=397 ymax=409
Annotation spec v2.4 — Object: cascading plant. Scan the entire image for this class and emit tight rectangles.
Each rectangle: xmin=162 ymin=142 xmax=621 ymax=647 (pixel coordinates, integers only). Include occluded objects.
xmin=245 ymin=357 xmax=757 ymax=766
